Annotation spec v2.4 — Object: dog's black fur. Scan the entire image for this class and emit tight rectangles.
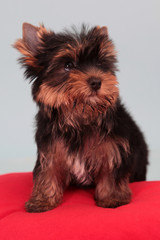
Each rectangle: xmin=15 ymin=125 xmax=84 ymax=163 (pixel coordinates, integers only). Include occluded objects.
xmin=14 ymin=23 xmax=148 ymax=212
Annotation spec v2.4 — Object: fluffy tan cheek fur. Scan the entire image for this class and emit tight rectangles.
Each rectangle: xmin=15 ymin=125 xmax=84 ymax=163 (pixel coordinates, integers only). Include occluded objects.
xmin=36 ymin=84 xmax=70 ymax=108
xmin=35 ymin=70 xmax=119 ymax=109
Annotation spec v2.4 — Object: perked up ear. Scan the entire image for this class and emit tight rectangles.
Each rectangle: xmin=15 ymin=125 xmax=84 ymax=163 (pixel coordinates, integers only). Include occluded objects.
xmin=13 ymin=22 xmax=48 ymax=68
xmin=97 ymin=25 xmax=117 ymax=58
xmin=22 ymin=23 xmax=40 ymax=54
xmin=100 ymin=26 xmax=108 ymax=36
xmin=96 ymin=26 xmax=108 ymax=36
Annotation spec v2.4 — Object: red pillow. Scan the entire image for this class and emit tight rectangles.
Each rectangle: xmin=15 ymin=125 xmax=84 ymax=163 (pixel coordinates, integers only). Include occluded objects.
xmin=0 ymin=172 xmax=160 ymax=240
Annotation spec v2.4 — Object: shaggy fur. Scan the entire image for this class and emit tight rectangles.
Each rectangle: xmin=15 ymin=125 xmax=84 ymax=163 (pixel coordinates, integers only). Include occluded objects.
xmin=14 ymin=23 xmax=148 ymax=212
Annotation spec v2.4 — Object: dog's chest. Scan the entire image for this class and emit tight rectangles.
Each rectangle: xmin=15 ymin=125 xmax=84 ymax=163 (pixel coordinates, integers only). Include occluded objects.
xmin=68 ymin=156 xmax=93 ymax=186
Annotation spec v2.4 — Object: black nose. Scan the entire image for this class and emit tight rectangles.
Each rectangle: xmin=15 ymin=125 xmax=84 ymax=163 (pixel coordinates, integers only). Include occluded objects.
xmin=87 ymin=77 xmax=102 ymax=91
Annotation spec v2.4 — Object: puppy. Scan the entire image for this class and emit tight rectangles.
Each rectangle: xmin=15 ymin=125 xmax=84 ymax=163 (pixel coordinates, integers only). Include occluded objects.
xmin=14 ymin=23 xmax=148 ymax=212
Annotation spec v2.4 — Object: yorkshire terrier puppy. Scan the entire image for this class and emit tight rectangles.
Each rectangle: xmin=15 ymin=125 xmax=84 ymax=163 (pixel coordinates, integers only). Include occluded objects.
xmin=14 ymin=23 xmax=148 ymax=212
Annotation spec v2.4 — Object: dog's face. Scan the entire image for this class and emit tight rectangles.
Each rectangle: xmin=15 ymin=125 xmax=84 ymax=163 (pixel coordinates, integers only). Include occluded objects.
xmin=14 ymin=23 xmax=119 ymax=115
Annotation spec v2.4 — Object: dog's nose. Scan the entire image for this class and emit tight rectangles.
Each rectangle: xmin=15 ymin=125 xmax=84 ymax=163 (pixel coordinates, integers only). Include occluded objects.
xmin=87 ymin=77 xmax=101 ymax=91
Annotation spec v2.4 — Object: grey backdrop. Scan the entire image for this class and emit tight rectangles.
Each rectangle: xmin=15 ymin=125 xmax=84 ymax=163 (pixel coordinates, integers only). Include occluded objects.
xmin=0 ymin=0 xmax=160 ymax=180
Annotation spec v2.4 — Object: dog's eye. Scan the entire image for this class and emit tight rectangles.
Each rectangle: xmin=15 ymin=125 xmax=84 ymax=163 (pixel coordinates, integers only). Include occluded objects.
xmin=65 ymin=62 xmax=75 ymax=71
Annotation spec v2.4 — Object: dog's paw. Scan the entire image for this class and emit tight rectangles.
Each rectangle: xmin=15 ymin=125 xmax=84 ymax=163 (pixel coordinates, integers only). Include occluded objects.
xmin=25 ymin=198 xmax=59 ymax=213
xmin=96 ymin=197 xmax=131 ymax=208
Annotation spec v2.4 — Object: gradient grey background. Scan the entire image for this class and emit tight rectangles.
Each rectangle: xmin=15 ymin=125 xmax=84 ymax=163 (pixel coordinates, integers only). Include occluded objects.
xmin=0 ymin=0 xmax=160 ymax=180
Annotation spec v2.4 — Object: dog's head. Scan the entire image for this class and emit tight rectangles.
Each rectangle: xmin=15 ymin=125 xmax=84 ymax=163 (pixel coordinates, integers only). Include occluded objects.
xmin=14 ymin=23 xmax=119 ymax=116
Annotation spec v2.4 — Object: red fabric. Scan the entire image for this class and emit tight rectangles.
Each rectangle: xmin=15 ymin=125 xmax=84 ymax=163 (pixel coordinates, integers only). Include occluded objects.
xmin=0 ymin=173 xmax=160 ymax=240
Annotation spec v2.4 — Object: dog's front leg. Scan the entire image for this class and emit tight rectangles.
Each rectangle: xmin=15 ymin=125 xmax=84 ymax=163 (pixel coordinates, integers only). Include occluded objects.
xmin=26 ymin=141 xmax=69 ymax=213
xmin=95 ymin=170 xmax=131 ymax=208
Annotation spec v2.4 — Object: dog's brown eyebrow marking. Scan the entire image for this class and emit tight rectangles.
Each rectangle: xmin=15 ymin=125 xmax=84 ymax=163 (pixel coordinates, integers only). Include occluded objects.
xmin=52 ymin=42 xmax=79 ymax=64
xmin=53 ymin=49 xmax=75 ymax=60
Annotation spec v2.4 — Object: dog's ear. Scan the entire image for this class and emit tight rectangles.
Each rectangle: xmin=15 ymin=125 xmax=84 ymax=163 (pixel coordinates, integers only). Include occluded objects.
xmin=13 ymin=22 xmax=49 ymax=68
xmin=95 ymin=26 xmax=108 ymax=36
xmin=96 ymin=25 xmax=117 ymax=62
xmin=100 ymin=26 xmax=108 ymax=36
xmin=22 ymin=23 xmax=40 ymax=55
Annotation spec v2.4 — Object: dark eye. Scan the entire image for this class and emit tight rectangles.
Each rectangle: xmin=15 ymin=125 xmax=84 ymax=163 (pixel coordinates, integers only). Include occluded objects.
xmin=64 ymin=62 xmax=75 ymax=71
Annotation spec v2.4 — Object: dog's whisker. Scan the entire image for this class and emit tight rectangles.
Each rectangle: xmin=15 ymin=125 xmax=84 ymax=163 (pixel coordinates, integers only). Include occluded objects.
xmin=87 ymin=103 xmax=95 ymax=111
xmin=105 ymin=96 xmax=112 ymax=104
xmin=110 ymin=95 xmax=114 ymax=100
xmin=57 ymin=82 xmax=67 ymax=92
xmin=73 ymin=99 xmax=77 ymax=110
